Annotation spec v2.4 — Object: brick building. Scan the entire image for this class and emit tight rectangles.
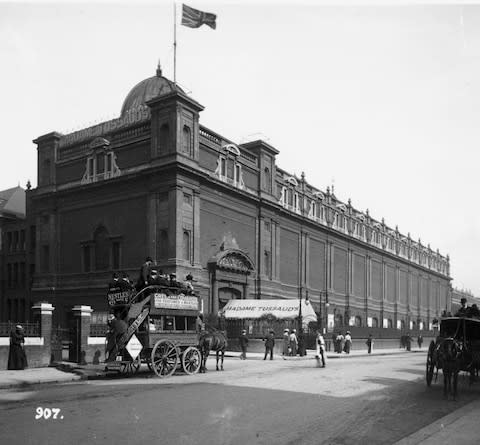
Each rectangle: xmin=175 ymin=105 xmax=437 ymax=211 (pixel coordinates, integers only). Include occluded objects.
xmin=0 ymin=186 xmax=32 ymax=322
xmin=29 ymin=66 xmax=452 ymax=331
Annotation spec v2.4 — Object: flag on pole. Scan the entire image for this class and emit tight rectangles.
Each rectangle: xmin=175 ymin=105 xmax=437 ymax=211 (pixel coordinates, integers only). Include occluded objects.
xmin=181 ymin=3 xmax=217 ymax=29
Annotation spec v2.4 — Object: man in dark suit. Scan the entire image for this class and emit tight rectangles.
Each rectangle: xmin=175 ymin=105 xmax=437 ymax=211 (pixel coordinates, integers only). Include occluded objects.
xmin=263 ymin=330 xmax=275 ymax=360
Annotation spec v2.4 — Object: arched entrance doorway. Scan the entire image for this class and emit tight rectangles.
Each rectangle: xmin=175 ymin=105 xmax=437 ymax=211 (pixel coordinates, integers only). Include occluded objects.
xmin=208 ymin=247 xmax=255 ymax=315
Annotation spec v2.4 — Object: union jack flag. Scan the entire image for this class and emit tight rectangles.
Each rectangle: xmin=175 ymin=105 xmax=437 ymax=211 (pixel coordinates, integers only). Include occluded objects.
xmin=181 ymin=4 xmax=216 ymax=30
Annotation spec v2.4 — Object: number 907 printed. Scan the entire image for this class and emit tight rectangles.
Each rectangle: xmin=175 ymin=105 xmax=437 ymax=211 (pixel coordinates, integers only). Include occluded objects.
xmin=35 ymin=407 xmax=63 ymax=420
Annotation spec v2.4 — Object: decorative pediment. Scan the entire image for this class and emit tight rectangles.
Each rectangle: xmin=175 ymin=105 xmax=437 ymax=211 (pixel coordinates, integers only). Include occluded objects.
xmin=89 ymin=137 xmax=110 ymax=150
xmin=222 ymin=143 xmax=240 ymax=156
xmin=336 ymin=204 xmax=347 ymax=213
xmin=209 ymin=248 xmax=255 ymax=274
xmin=286 ymin=176 xmax=298 ymax=187
xmin=313 ymin=191 xmax=325 ymax=200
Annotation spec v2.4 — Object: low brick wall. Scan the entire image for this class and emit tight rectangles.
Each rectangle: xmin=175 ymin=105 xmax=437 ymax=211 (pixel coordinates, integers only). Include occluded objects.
xmin=0 ymin=338 xmax=51 ymax=369
xmin=85 ymin=337 xmax=106 ymax=364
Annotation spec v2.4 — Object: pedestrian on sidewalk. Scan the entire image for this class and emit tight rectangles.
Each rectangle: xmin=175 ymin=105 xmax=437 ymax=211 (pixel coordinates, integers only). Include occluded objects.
xmin=417 ymin=334 xmax=423 ymax=349
xmin=406 ymin=332 xmax=412 ymax=351
xmin=316 ymin=331 xmax=326 ymax=367
xmin=7 ymin=325 xmax=28 ymax=370
xmin=289 ymin=329 xmax=298 ymax=356
xmin=366 ymin=334 xmax=374 ymax=354
xmin=343 ymin=331 xmax=352 ymax=354
xmin=263 ymin=330 xmax=275 ymax=360
xmin=239 ymin=329 xmax=249 ymax=360
xmin=336 ymin=332 xmax=344 ymax=353
xmin=283 ymin=328 xmax=290 ymax=356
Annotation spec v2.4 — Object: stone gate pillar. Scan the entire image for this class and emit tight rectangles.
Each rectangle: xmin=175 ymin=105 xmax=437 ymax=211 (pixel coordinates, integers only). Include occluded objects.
xmin=31 ymin=302 xmax=54 ymax=366
xmin=72 ymin=305 xmax=93 ymax=365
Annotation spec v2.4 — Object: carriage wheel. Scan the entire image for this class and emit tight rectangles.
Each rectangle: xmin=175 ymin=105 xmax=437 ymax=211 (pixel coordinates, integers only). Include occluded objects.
xmin=151 ymin=340 xmax=179 ymax=378
xmin=426 ymin=341 xmax=435 ymax=387
xmin=120 ymin=357 xmax=141 ymax=375
xmin=182 ymin=346 xmax=201 ymax=375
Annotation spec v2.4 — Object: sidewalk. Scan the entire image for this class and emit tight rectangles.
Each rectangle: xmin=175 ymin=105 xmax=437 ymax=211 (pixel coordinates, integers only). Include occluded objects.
xmin=394 ymin=398 xmax=480 ymax=445
xmin=0 ymin=367 xmax=82 ymax=389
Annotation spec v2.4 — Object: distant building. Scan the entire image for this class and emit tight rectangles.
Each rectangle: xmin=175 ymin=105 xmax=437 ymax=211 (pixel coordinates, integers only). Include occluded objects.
xmin=0 ymin=186 xmax=33 ymax=322
xmin=451 ymin=288 xmax=477 ymax=314
xmin=29 ymin=65 xmax=452 ymax=331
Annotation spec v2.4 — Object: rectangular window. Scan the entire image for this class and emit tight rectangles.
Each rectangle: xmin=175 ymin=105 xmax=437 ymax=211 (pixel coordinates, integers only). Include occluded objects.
xmin=30 ymin=225 xmax=36 ymax=252
xmin=106 ymin=153 xmax=112 ymax=174
xmin=96 ymin=153 xmax=105 ymax=174
xmin=20 ymin=262 xmax=25 ymax=288
xmin=7 ymin=264 xmax=12 ymax=288
xmin=83 ymin=245 xmax=91 ymax=272
xmin=112 ymin=242 xmax=120 ymax=270
xmin=13 ymin=263 xmax=18 ymax=287
xmin=234 ymin=164 xmax=241 ymax=184
xmin=88 ymin=158 xmax=94 ymax=178
xmin=176 ymin=316 xmax=186 ymax=331
xmin=29 ymin=263 xmax=35 ymax=288
xmin=220 ymin=157 xmax=226 ymax=177
xmin=42 ymin=246 xmax=50 ymax=273
xmin=13 ymin=231 xmax=18 ymax=251
xmin=7 ymin=232 xmax=12 ymax=252
xmin=20 ymin=230 xmax=25 ymax=251
xmin=183 ymin=231 xmax=191 ymax=262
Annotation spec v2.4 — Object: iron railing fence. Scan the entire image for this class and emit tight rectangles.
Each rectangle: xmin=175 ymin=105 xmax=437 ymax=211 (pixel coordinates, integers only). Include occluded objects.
xmin=0 ymin=322 xmax=40 ymax=337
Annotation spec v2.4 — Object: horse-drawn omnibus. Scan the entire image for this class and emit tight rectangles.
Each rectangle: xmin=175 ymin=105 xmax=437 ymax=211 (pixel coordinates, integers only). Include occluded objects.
xmin=105 ymin=284 xmax=202 ymax=377
xmin=426 ymin=316 xmax=480 ymax=398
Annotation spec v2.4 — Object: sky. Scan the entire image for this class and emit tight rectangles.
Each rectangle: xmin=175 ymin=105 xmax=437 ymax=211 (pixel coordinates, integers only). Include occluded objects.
xmin=0 ymin=1 xmax=479 ymax=295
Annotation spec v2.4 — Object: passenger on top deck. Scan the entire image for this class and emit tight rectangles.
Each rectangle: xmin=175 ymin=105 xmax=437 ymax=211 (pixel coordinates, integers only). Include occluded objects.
xmin=454 ymin=298 xmax=468 ymax=317
xmin=108 ymin=272 xmax=120 ymax=291
xmin=183 ymin=274 xmax=195 ymax=295
xmin=136 ymin=257 xmax=153 ymax=291
xmin=120 ymin=271 xmax=134 ymax=289
xmin=169 ymin=273 xmax=182 ymax=288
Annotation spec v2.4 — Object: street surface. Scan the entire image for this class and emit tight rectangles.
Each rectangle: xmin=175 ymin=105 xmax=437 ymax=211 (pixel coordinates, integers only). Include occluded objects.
xmin=1 ymin=352 xmax=479 ymax=445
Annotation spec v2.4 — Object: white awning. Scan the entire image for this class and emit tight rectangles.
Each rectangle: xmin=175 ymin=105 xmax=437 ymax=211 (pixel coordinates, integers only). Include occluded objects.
xmin=220 ymin=299 xmax=317 ymax=321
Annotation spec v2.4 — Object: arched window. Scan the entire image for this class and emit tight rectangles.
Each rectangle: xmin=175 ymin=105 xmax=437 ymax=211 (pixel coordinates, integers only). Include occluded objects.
xmin=183 ymin=230 xmax=191 ymax=262
xmin=372 ymin=317 xmax=379 ymax=328
xmin=182 ymin=125 xmax=192 ymax=155
xmin=335 ymin=313 xmax=343 ymax=327
xmin=159 ymin=124 xmax=170 ymax=152
xmin=355 ymin=316 xmax=362 ymax=327
xmin=94 ymin=226 xmax=110 ymax=271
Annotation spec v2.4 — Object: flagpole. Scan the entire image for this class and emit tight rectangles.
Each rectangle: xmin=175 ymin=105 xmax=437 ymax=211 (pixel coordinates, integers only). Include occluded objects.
xmin=174 ymin=2 xmax=177 ymax=85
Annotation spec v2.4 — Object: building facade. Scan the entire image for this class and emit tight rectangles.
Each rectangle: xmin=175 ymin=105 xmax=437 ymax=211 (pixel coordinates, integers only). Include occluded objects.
xmin=0 ymin=186 xmax=33 ymax=323
xmin=29 ymin=66 xmax=452 ymax=331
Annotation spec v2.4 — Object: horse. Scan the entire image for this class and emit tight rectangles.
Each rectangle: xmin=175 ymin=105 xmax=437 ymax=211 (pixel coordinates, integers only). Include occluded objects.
xmin=437 ymin=337 xmax=463 ymax=400
xmin=198 ymin=330 xmax=227 ymax=373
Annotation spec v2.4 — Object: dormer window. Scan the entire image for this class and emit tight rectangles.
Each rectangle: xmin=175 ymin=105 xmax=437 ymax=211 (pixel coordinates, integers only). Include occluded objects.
xmin=214 ymin=146 xmax=245 ymax=189
xmin=81 ymin=138 xmax=121 ymax=184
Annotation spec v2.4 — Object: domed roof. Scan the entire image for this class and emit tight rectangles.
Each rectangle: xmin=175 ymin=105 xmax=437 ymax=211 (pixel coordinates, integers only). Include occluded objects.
xmin=121 ymin=64 xmax=184 ymax=116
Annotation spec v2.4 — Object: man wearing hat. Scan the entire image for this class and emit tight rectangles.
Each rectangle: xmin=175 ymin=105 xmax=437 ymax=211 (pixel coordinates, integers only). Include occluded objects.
xmin=455 ymin=297 xmax=468 ymax=317
xmin=239 ymin=329 xmax=249 ymax=360
xmin=263 ymin=330 xmax=275 ymax=360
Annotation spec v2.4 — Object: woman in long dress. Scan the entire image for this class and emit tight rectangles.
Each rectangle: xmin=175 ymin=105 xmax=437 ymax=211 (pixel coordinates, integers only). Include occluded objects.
xmin=7 ymin=325 xmax=28 ymax=370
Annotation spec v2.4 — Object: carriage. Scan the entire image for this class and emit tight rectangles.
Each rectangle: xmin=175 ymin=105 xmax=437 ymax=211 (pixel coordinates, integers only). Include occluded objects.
xmin=425 ymin=316 xmax=480 ymax=393
xmin=105 ymin=284 xmax=202 ymax=377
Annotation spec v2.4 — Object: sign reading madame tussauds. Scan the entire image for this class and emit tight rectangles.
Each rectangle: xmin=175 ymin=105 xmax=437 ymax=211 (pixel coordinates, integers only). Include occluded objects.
xmin=154 ymin=293 xmax=199 ymax=310
xmin=222 ymin=299 xmax=318 ymax=320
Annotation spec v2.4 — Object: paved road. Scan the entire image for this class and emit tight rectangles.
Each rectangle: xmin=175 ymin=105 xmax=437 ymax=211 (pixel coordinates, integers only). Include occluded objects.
xmin=1 ymin=353 xmax=479 ymax=445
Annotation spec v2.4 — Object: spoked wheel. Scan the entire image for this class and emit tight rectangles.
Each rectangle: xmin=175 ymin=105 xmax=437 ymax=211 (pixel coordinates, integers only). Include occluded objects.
xmin=151 ymin=340 xmax=179 ymax=378
xmin=182 ymin=346 xmax=202 ymax=375
xmin=426 ymin=341 xmax=436 ymax=387
xmin=120 ymin=357 xmax=141 ymax=375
